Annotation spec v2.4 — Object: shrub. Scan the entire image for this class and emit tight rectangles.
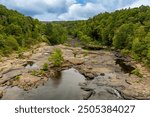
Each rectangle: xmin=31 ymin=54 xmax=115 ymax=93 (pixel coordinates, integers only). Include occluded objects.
xmin=5 ymin=36 xmax=19 ymax=51
xmin=48 ymin=48 xmax=64 ymax=67
xmin=42 ymin=63 xmax=49 ymax=71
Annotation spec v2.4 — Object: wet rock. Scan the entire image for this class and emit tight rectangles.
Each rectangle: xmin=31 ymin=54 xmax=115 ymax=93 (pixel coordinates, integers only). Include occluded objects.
xmin=81 ymin=86 xmax=94 ymax=91
xmin=106 ymin=87 xmax=122 ymax=98
xmin=79 ymin=82 xmax=87 ymax=87
xmin=83 ymin=91 xmax=93 ymax=100
xmin=89 ymin=87 xmax=121 ymax=100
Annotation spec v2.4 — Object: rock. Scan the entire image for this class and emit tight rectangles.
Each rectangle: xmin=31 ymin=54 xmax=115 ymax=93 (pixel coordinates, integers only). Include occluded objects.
xmin=0 ymin=73 xmax=2 ymax=78
xmin=79 ymin=82 xmax=87 ymax=87
xmin=83 ymin=91 xmax=93 ymax=100
xmin=0 ymin=90 xmax=3 ymax=98
xmin=0 ymin=69 xmax=22 ymax=84
xmin=106 ymin=87 xmax=122 ymax=98
xmin=81 ymin=86 xmax=94 ymax=91
xmin=68 ymin=58 xmax=84 ymax=65
xmin=62 ymin=50 xmax=74 ymax=58
xmin=89 ymin=87 xmax=121 ymax=100
xmin=91 ymin=68 xmax=111 ymax=74
xmin=100 ymin=73 xmax=105 ymax=76
xmin=17 ymin=74 xmax=41 ymax=90
xmin=84 ymin=73 xmax=95 ymax=79
xmin=22 ymin=52 xmax=31 ymax=58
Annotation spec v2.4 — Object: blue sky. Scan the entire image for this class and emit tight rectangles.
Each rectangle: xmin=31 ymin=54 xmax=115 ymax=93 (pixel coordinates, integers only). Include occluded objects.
xmin=0 ymin=0 xmax=150 ymax=21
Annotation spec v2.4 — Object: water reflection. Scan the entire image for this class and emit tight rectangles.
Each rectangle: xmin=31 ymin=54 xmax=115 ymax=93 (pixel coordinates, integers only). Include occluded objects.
xmin=2 ymin=68 xmax=85 ymax=100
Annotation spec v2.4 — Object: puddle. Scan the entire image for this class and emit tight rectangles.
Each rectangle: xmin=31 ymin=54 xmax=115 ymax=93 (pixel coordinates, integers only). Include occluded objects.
xmin=23 ymin=61 xmax=38 ymax=69
xmin=2 ymin=68 xmax=85 ymax=100
xmin=115 ymin=59 xmax=135 ymax=73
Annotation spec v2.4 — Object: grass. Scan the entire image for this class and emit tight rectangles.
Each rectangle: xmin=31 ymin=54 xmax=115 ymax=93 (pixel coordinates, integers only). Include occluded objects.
xmin=15 ymin=75 xmax=21 ymax=80
xmin=131 ymin=68 xmax=143 ymax=78
xmin=31 ymin=70 xmax=46 ymax=76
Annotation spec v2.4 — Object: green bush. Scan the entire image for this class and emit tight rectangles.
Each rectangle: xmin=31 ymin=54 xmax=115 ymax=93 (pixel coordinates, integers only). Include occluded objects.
xmin=5 ymin=36 xmax=19 ymax=51
xmin=42 ymin=63 xmax=49 ymax=71
xmin=48 ymin=48 xmax=64 ymax=67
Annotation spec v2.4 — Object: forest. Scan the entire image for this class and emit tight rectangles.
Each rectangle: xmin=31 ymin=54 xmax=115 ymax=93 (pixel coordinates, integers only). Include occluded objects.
xmin=0 ymin=4 xmax=67 ymax=56
xmin=0 ymin=4 xmax=150 ymax=66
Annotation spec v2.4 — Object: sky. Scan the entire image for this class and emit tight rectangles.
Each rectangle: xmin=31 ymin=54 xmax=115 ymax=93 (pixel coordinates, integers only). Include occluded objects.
xmin=0 ymin=0 xmax=150 ymax=21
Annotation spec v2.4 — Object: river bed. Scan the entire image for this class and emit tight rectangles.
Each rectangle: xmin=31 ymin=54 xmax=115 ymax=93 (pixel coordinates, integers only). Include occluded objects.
xmin=2 ymin=68 xmax=85 ymax=100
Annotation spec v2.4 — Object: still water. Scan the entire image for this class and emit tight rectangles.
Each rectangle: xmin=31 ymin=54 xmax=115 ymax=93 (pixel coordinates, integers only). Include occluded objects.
xmin=2 ymin=68 xmax=85 ymax=100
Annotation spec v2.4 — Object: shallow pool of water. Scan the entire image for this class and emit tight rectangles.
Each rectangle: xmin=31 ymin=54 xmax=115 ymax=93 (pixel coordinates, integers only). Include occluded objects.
xmin=2 ymin=68 xmax=85 ymax=100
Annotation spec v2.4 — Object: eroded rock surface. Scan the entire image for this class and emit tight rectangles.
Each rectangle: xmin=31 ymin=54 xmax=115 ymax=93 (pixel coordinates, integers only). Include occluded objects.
xmin=0 ymin=43 xmax=150 ymax=100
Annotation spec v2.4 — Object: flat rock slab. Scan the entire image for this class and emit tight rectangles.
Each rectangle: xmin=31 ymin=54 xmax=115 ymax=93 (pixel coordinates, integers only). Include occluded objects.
xmin=67 ymin=58 xmax=84 ymax=65
xmin=0 ymin=69 xmax=23 ymax=84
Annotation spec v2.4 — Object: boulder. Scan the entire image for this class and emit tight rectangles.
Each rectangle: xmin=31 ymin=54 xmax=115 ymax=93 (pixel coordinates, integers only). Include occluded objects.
xmin=22 ymin=52 xmax=31 ymax=58
xmin=17 ymin=74 xmax=41 ymax=90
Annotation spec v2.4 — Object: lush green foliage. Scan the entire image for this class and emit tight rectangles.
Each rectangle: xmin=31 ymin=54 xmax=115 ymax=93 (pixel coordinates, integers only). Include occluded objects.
xmin=45 ymin=23 xmax=68 ymax=45
xmin=65 ymin=5 xmax=150 ymax=66
xmin=42 ymin=63 xmax=49 ymax=71
xmin=0 ymin=5 xmax=47 ymax=56
xmin=48 ymin=48 xmax=64 ymax=67
xmin=1 ymin=4 xmax=150 ymax=67
xmin=0 ymin=5 xmax=68 ymax=56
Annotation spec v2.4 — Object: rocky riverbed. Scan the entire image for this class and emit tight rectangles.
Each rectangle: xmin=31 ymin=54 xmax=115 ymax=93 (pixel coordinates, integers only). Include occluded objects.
xmin=0 ymin=43 xmax=150 ymax=99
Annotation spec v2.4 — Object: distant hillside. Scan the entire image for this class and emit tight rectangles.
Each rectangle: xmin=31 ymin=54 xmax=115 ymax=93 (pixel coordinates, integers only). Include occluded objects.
xmin=0 ymin=4 xmax=67 ymax=57
xmin=0 ymin=4 xmax=47 ymax=56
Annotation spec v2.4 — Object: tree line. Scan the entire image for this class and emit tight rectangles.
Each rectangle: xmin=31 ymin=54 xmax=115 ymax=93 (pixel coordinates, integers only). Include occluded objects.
xmin=0 ymin=4 xmax=150 ymax=67
xmin=65 ymin=5 xmax=150 ymax=66
xmin=0 ymin=4 xmax=67 ymax=57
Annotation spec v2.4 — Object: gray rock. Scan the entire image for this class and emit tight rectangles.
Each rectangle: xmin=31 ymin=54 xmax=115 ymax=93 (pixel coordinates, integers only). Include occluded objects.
xmin=81 ymin=86 xmax=94 ymax=91
xmin=83 ymin=91 xmax=93 ymax=100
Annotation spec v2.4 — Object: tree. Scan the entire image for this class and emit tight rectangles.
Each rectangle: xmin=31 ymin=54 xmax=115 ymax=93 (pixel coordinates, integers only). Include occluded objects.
xmin=113 ymin=24 xmax=133 ymax=49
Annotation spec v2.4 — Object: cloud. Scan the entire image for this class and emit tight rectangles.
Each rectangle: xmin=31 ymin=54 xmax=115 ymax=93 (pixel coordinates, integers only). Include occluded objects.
xmin=59 ymin=2 xmax=106 ymax=20
xmin=123 ymin=0 xmax=150 ymax=8
xmin=0 ymin=0 xmax=150 ymax=21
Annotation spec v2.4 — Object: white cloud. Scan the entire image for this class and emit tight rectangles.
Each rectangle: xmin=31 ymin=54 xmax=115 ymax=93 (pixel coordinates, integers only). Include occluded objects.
xmin=59 ymin=2 xmax=106 ymax=20
xmin=0 ymin=0 xmax=150 ymax=21
xmin=124 ymin=0 xmax=150 ymax=8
